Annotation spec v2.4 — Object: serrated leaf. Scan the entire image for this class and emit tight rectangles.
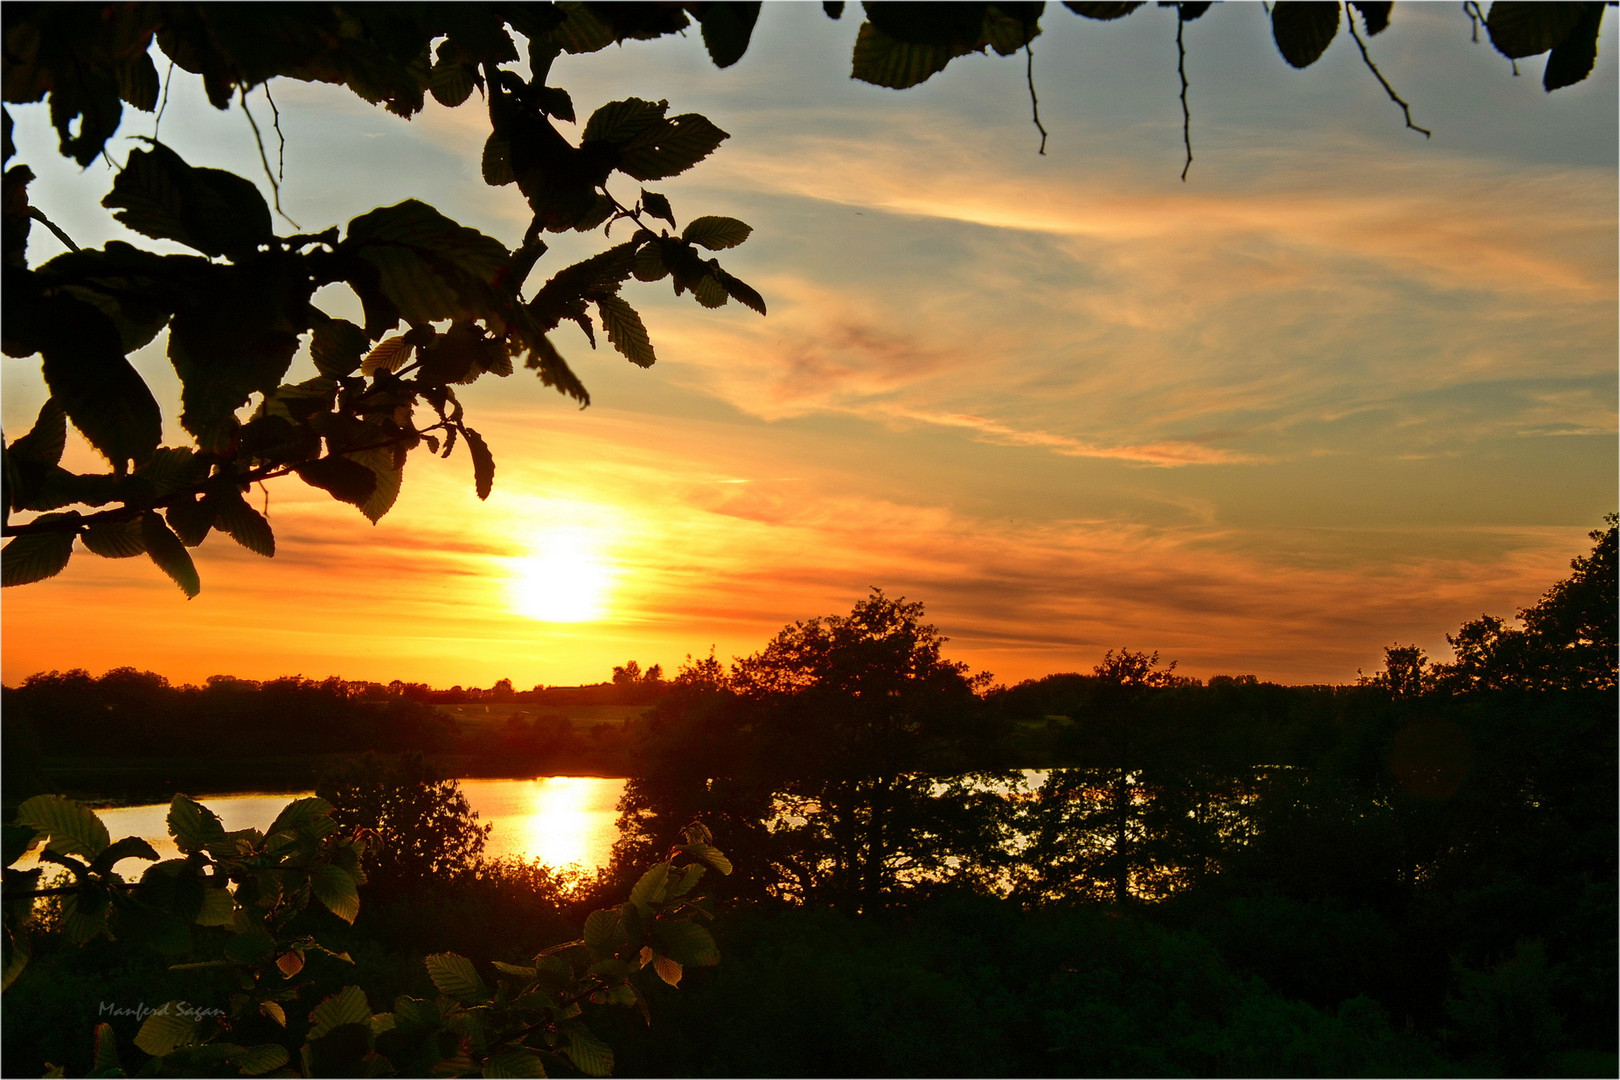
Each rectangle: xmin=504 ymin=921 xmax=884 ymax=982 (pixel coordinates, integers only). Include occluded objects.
xmin=715 ymin=268 xmax=766 ymax=315
xmin=693 ymin=275 xmax=728 ymax=308
xmin=462 ymin=426 xmax=494 ymax=500
xmin=483 ymin=1047 xmax=548 ymax=1078
xmin=260 ymin=1001 xmax=286 ymax=1028
xmin=88 ymin=835 xmax=159 ymax=875
xmin=482 ymin=133 xmax=515 ymax=186
xmin=583 ymin=97 xmax=668 ymax=145
xmin=1486 ymin=1 xmax=1586 ymax=58
xmin=2 ymin=524 xmax=76 ymax=586
xmin=92 ymin=1022 xmax=120 ymax=1075
xmin=308 ymin=985 xmax=370 ymax=1040
xmin=633 ymin=242 xmax=668 ymax=282
xmin=698 ymin=2 xmax=762 ymax=68
xmin=134 ymin=1003 xmax=197 ymax=1057
xmin=103 ymin=142 xmax=271 ymax=259
xmin=639 ymin=188 xmax=675 ymax=227
xmin=311 ymin=862 xmax=360 ymax=924
xmin=141 ymin=510 xmax=200 ymax=597
xmin=851 ymin=22 xmax=961 ymax=89
xmin=629 ymin=864 xmax=670 ymax=913
xmin=1271 ymin=1 xmax=1340 ymax=68
xmin=135 ymin=447 xmax=209 ymax=498
xmin=1542 ymin=2 xmax=1603 ymax=90
xmin=425 ymin=952 xmax=490 ymax=1003
xmin=357 ymin=245 xmax=463 ymax=324
xmin=167 ymin=795 xmax=226 ymax=853
xmin=681 ymin=215 xmax=752 ymax=251
xmin=265 ymin=796 xmax=336 ymax=840
xmin=653 ymin=919 xmax=720 ymax=967
xmin=564 ymin=1028 xmax=614 ymax=1078
xmin=679 ymin=842 xmax=733 ymax=875
xmin=16 ymin=795 xmax=110 ymax=859
xmin=361 ymin=334 xmax=415 ymax=377
xmin=195 ymin=885 xmax=235 ymax=927
xmin=81 ymin=517 xmax=147 ymax=558
xmin=233 ymin=1043 xmax=289 ymax=1076
xmin=595 ymin=294 xmax=656 ymax=368
xmin=295 ymin=457 xmax=377 ymax=508
xmin=653 ymin=953 xmax=683 ymax=987
xmin=584 ymin=909 xmax=625 ymax=954
xmin=312 ymin=315 xmax=370 ymax=378
xmin=430 ymin=56 xmax=476 ymax=108
xmin=345 ymin=445 xmax=402 ymax=523
xmin=9 ymin=398 xmax=66 ymax=466
xmin=277 ymin=950 xmax=305 ymax=978
xmin=617 ymin=113 xmax=730 ymax=181
xmin=490 ymin=960 xmax=538 ymax=981
xmin=40 ymin=300 xmax=162 ymax=471
xmin=165 ymin=494 xmax=214 ymax=547
xmin=212 ymin=491 xmax=275 ymax=557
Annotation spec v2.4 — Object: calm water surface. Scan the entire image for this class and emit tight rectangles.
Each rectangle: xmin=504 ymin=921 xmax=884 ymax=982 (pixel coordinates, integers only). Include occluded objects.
xmin=88 ymin=777 xmax=627 ymax=872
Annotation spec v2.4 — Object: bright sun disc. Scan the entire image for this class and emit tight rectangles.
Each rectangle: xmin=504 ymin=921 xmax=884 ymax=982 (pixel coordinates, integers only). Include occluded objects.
xmin=511 ymin=528 xmax=612 ymax=622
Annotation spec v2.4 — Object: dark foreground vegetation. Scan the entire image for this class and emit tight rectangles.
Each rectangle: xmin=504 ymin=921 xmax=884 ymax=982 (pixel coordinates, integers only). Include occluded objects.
xmin=5 ymin=521 xmax=1615 ymax=1077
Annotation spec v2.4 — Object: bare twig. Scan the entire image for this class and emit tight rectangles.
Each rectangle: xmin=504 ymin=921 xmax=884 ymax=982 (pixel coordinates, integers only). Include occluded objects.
xmin=1462 ymin=1 xmax=1486 ymax=44
xmin=1177 ymin=8 xmax=1192 ymax=181
xmin=27 ymin=207 xmax=80 ymax=252
xmin=1346 ymin=9 xmax=1431 ymax=138
xmin=264 ymin=81 xmax=288 ymax=187
xmin=154 ymin=60 xmax=175 ymax=139
xmin=239 ymin=86 xmax=301 ymax=227
xmin=1026 ymin=36 xmax=1048 ymax=156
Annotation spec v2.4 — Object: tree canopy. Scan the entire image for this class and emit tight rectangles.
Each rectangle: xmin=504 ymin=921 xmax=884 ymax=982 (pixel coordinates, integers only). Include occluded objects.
xmin=1 ymin=2 xmax=1610 ymax=595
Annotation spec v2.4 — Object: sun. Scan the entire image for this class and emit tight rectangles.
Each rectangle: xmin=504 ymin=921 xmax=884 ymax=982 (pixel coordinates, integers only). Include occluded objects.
xmin=510 ymin=526 xmax=614 ymax=623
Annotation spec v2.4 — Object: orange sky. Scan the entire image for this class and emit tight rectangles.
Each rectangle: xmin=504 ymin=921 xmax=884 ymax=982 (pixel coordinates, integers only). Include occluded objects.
xmin=3 ymin=6 xmax=1615 ymax=689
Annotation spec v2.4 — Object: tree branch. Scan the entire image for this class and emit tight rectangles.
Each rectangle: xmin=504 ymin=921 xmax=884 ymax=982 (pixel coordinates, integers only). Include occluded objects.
xmin=1347 ymin=8 xmax=1431 ymax=138
xmin=1177 ymin=8 xmax=1193 ymax=181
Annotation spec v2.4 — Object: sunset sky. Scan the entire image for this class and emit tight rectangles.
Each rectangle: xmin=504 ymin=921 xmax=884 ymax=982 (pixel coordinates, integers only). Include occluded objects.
xmin=3 ymin=4 xmax=1615 ymax=689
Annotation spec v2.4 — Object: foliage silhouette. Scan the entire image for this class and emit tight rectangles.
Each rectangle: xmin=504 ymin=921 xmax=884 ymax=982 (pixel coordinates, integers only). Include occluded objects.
xmin=2 ymin=3 xmax=1610 ymax=592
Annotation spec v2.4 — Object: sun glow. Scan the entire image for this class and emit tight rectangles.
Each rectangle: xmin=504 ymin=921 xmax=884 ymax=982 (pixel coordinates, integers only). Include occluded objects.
xmin=510 ymin=525 xmax=616 ymax=623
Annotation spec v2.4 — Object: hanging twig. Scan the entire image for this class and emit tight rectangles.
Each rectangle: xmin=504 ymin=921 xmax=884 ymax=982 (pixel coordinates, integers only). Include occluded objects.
xmin=239 ymin=86 xmax=301 ymax=227
xmin=153 ymin=60 xmax=174 ymax=140
xmin=1025 ymin=35 xmax=1048 ymax=155
xmin=264 ymin=81 xmax=288 ymax=188
xmin=1346 ymin=9 xmax=1431 ymax=138
xmin=1177 ymin=8 xmax=1193 ymax=181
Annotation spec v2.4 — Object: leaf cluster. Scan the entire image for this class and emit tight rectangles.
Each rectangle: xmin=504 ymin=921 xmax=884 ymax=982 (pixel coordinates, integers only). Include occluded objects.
xmin=2 ymin=3 xmax=765 ymax=593
xmin=4 ymin=793 xmax=733 ymax=1078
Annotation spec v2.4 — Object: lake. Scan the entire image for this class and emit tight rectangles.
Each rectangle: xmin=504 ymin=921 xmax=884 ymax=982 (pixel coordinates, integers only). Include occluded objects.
xmin=85 ymin=777 xmax=627 ymax=872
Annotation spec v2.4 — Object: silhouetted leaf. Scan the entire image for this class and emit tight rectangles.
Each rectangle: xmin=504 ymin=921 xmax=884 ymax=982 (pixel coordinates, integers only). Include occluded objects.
xmin=640 ymin=188 xmax=675 ymax=227
xmin=618 ymin=113 xmax=730 ymax=181
xmin=1348 ymin=1 xmax=1391 ymax=34
xmin=116 ymin=51 xmax=160 ymax=111
xmin=295 ymin=457 xmax=378 ymax=508
xmin=81 ymin=518 xmax=146 ymax=558
xmin=698 ymin=2 xmax=762 ymax=68
xmin=429 ymin=52 xmax=476 ymax=108
xmin=584 ymin=909 xmax=625 ymax=954
xmin=212 ymin=490 xmax=275 ymax=557
xmin=715 ymin=268 xmax=767 ymax=315
xmin=39 ymin=296 xmax=161 ymax=470
xmin=425 ymin=952 xmax=490 ymax=1003
xmin=851 ymin=22 xmax=960 ymax=89
xmin=164 ymin=493 xmax=214 ymax=547
xmin=357 ymin=245 xmax=463 ymax=324
xmin=15 ymin=794 xmax=109 ymax=859
xmin=168 ymin=795 xmax=226 ymax=854
xmin=311 ymin=863 xmax=360 ymax=924
xmin=693 ymin=274 xmax=728 ymax=308
xmin=1542 ymin=3 xmax=1603 ymax=90
xmin=9 ymin=399 xmax=66 ymax=467
xmin=103 ymin=142 xmax=272 ymax=258
xmin=633 ymin=241 xmax=668 ymax=282
xmin=538 ymin=85 xmax=576 ymax=122
xmin=482 ymin=133 xmax=516 ymax=186
xmin=142 ymin=510 xmax=199 ymax=596
xmin=682 ymin=215 xmax=752 ymax=250
xmin=548 ymin=2 xmax=619 ymax=54
xmin=463 ymin=426 xmax=495 ymax=500
xmin=346 ymin=445 xmax=402 ymax=523
xmin=1486 ymin=1 xmax=1587 ymax=58
xmin=2 ymin=515 xmax=77 ymax=586
xmin=135 ymin=447 xmax=208 ymax=498
xmin=595 ymin=294 xmax=656 ymax=368
xmin=311 ymin=314 xmax=370 ymax=378
xmin=1271 ymin=2 xmax=1340 ymax=68
xmin=1063 ymin=2 xmax=1144 ymax=18
xmin=347 ymin=200 xmax=509 ymax=283
xmin=629 ymin=863 xmax=671 ymax=912
xmin=88 ymin=835 xmax=159 ymax=875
